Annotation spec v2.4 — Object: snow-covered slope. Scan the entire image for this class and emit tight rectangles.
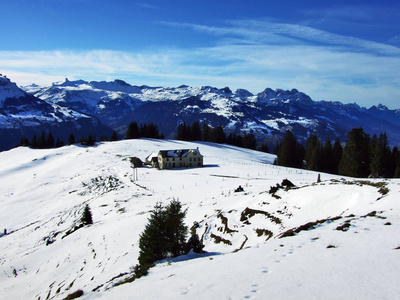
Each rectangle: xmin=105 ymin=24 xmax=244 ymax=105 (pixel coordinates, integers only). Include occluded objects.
xmin=0 ymin=139 xmax=399 ymax=299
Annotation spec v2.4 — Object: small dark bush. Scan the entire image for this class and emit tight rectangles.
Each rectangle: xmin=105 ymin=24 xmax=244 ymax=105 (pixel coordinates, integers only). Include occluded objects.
xmin=63 ymin=289 xmax=84 ymax=300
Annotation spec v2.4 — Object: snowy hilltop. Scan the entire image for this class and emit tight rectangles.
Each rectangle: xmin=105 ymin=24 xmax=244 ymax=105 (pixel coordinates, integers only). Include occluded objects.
xmin=0 ymin=139 xmax=399 ymax=299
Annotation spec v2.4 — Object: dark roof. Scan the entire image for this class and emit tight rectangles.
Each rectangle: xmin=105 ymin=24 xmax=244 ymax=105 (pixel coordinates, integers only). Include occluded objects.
xmin=159 ymin=149 xmax=202 ymax=158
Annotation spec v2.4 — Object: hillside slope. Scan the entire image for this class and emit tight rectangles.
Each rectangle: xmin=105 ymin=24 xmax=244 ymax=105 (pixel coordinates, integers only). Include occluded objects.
xmin=0 ymin=139 xmax=399 ymax=299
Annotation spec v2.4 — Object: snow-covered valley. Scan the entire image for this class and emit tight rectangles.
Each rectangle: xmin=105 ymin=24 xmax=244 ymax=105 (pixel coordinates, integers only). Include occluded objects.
xmin=0 ymin=139 xmax=399 ymax=299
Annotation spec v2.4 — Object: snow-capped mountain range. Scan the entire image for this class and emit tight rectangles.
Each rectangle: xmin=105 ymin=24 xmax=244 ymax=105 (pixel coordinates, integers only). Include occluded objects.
xmin=0 ymin=76 xmax=112 ymax=150
xmin=1 ymin=74 xmax=400 ymax=150
xmin=1 ymin=139 xmax=399 ymax=299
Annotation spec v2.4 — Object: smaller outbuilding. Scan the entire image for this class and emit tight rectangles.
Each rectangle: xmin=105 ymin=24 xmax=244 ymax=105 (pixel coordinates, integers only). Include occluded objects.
xmin=130 ymin=157 xmax=143 ymax=168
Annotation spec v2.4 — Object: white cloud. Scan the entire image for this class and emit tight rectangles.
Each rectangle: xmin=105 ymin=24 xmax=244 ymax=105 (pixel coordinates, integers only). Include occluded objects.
xmin=1 ymin=19 xmax=400 ymax=109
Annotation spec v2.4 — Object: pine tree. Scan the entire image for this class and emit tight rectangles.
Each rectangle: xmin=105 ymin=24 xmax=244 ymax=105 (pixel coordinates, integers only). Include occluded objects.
xmin=332 ymin=137 xmax=343 ymax=174
xmin=213 ymin=125 xmax=226 ymax=144
xmin=164 ymin=199 xmax=188 ymax=257
xmin=258 ymin=142 xmax=270 ymax=153
xmin=243 ymin=131 xmax=257 ymax=150
xmin=31 ymin=135 xmax=38 ymax=149
xmin=201 ymin=124 xmax=212 ymax=142
xmin=110 ymin=130 xmax=118 ymax=141
xmin=125 ymin=121 xmax=139 ymax=139
xmin=138 ymin=200 xmax=188 ymax=267
xmin=81 ymin=204 xmax=93 ymax=225
xmin=176 ymin=122 xmax=190 ymax=141
xmin=138 ymin=202 xmax=168 ymax=267
xmin=320 ymin=137 xmax=335 ymax=174
xmin=304 ymin=134 xmax=321 ymax=171
xmin=339 ymin=127 xmax=370 ymax=177
xmin=370 ymin=132 xmax=391 ymax=178
xmin=277 ymin=130 xmax=303 ymax=168
xmin=191 ymin=121 xmax=202 ymax=141
xmin=68 ymin=134 xmax=76 ymax=145
xmin=46 ymin=132 xmax=54 ymax=148
xmin=38 ymin=131 xmax=46 ymax=149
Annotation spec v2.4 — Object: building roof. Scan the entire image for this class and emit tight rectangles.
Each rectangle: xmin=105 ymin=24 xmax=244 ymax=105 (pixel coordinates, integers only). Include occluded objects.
xmin=158 ymin=148 xmax=202 ymax=158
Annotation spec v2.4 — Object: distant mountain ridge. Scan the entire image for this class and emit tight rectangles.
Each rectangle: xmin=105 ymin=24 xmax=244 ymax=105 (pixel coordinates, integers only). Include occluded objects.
xmin=1 ymin=75 xmax=400 ymax=150
xmin=0 ymin=76 xmax=112 ymax=151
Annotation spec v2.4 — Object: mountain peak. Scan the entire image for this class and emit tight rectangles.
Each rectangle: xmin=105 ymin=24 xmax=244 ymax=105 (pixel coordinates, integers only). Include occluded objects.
xmin=0 ymin=75 xmax=26 ymax=105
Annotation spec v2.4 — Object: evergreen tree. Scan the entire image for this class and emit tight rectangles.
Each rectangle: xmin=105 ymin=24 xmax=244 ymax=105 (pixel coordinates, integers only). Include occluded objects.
xmin=81 ymin=204 xmax=93 ymax=225
xmin=213 ymin=125 xmax=226 ymax=144
xmin=139 ymin=124 xmax=148 ymax=138
xmin=164 ymin=199 xmax=188 ymax=257
xmin=201 ymin=123 xmax=212 ymax=142
xmin=147 ymin=123 xmax=160 ymax=139
xmin=20 ymin=137 xmax=29 ymax=147
xmin=176 ymin=122 xmax=190 ymax=141
xmin=125 ymin=121 xmax=139 ymax=139
xmin=369 ymin=132 xmax=391 ymax=178
xmin=46 ymin=132 xmax=54 ymax=148
xmin=391 ymin=147 xmax=400 ymax=178
xmin=86 ymin=133 xmax=95 ymax=146
xmin=38 ymin=131 xmax=46 ymax=149
xmin=338 ymin=127 xmax=370 ymax=177
xmin=304 ymin=134 xmax=321 ymax=171
xmin=31 ymin=135 xmax=38 ymax=149
xmin=138 ymin=202 xmax=168 ymax=267
xmin=332 ymin=137 xmax=343 ymax=174
xmin=276 ymin=130 xmax=303 ymax=168
xmin=243 ymin=131 xmax=257 ymax=150
xmin=68 ymin=134 xmax=76 ymax=145
xmin=110 ymin=130 xmax=118 ymax=141
xmin=55 ymin=138 xmax=64 ymax=148
xmin=258 ymin=142 xmax=270 ymax=153
xmin=138 ymin=200 xmax=188 ymax=267
xmin=191 ymin=121 xmax=202 ymax=141
xmin=320 ymin=137 xmax=335 ymax=174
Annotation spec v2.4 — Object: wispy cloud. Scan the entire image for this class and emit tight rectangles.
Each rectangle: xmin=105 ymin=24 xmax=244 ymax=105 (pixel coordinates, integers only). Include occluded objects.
xmin=134 ymin=3 xmax=158 ymax=10
xmin=1 ymin=19 xmax=400 ymax=108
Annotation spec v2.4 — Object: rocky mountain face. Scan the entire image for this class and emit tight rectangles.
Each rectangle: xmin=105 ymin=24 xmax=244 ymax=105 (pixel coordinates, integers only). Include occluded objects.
xmin=0 ymin=76 xmax=112 ymax=151
xmin=1 ymin=75 xmax=400 ymax=151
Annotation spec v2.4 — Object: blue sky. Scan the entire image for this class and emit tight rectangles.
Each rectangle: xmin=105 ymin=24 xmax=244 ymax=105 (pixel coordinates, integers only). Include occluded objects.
xmin=1 ymin=0 xmax=399 ymax=108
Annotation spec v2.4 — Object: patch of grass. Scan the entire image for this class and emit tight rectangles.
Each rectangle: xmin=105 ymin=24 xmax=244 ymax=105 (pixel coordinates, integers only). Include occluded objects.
xmin=210 ymin=233 xmax=232 ymax=245
xmin=217 ymin=212 xmax=238 ymax=234
xmin=336 ymin=221 xmax=352 ymax=232
xmin=255 ymin=229 xmax=273 ymax=240
xmin=233 ymin=235 xmax=248 ymax=253
xmin=63 ymin=290 xmax=84 ymax=300
xmin=240 ymin=207 xmax=282 ymax=225
xmin=279 ymin=216 xmax=342 ymax=238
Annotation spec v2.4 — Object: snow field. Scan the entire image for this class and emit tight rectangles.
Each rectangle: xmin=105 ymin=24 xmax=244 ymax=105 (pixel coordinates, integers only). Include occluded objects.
xmin=0 ymin=139 xmax=399 ymax=299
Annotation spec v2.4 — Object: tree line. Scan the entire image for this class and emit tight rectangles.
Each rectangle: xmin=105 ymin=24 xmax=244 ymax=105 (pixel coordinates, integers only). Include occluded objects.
xmin=125 ymin=122 xmax=164 ymax=139
xmin=176 ymin=121 xmax=267 ymax=152
xmin=276 ymin=127 xmax=400 ymax=178
xmin=19 ymin=130 xmax=119 ymax=149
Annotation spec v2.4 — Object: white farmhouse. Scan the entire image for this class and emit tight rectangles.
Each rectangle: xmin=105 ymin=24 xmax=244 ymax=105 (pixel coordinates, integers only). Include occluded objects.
xmin=157 ymin=148 xmax=203 ymax=169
